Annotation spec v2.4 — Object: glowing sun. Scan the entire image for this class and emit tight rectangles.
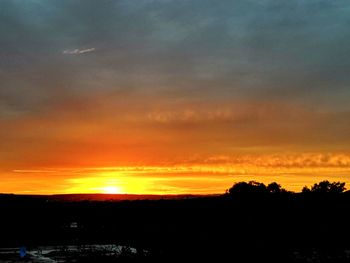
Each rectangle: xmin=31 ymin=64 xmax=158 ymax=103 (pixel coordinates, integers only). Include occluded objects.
xmin=102 ymin=186 xmax=122 ymax=194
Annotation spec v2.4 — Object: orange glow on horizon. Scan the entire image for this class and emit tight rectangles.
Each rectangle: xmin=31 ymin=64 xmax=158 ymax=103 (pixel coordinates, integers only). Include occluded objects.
xmin=102 ymin=186 xmax=123 ymax=194
xmin=1 ymin=158 xmax=350 ymax=195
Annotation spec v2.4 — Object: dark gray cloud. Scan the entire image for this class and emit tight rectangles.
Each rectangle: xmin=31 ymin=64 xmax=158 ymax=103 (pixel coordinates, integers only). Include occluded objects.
xmin=1 ymin=0 xmax=350 ymax=118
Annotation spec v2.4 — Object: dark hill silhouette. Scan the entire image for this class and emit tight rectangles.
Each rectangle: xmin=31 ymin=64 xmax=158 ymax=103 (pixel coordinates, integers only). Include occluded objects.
xmin=50 ymin=193 xmax=208 ymax=202
xmin=0 ymin=180 xmax=349 ymax=262
xmin=0 ymin=193 xmax=215 ymax=202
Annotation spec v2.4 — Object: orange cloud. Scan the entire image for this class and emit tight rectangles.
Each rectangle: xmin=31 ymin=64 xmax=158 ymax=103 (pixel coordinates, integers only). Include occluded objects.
xmin=3 ymin=151 xmax=350 ymax=194
xmin=1 ymin=92 xmax=350 ymax=194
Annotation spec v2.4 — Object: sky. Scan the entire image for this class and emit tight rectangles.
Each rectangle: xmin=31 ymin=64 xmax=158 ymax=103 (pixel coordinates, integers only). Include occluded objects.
xmin=1 ymin=0 xmax=350 ymax=194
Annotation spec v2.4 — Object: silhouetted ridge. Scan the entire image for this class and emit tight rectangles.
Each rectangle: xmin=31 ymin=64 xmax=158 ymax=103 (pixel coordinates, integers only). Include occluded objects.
xmin=0 ymin=180 xmax=349 ymax=262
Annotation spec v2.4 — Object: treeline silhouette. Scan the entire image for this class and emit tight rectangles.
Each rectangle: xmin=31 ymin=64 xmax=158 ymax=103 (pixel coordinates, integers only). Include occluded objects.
xmin=0 ymin=180 xmax=350 ymax=262
xmin=227 ymin=180 xmax=347 ymax=195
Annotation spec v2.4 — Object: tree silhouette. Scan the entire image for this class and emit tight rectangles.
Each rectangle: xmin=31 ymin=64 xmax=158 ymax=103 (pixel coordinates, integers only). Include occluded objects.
xmin=227 ymin=181 xmax=288 ymax=195
xmin=302 ymin=180 xmax=346 ymax=193
xmin=301 ymin=186 xmax=311 ymax=193
xmin=227 ymin=181 xmax=268 ymax=195
xmin=267 ymin=182 xmax=284 ymax=194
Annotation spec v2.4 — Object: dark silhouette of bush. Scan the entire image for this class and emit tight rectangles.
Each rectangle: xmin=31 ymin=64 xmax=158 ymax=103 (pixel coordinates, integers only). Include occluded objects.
xmin=301 ymin=186 xmax=311 ymax=193
xmin=302 ymin=180 xmax=346 ymax=194
xmin=266 ymin=182 xmax=286 ymax=194
xmin=227 ymin=181 xmax=268 ymax=194
xmin=227 ymin=181 xmax=288 ymax=195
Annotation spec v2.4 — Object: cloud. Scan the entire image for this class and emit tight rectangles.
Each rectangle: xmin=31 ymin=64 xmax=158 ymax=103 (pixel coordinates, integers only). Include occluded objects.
xmin=13 ymin=169 xmax=58 ymax=173
xmin=1 ymin=0 xmax=350 ymax=173
xmin=1 ymin=0 xmax=350 ymax=109
xmin=62 ymin=48 xmax=96 ymax=55
xmin=199 ymin=153 xmax=350 ymax=168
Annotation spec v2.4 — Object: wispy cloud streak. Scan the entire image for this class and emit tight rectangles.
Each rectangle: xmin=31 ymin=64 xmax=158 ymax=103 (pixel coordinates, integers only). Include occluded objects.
xmin=62 ymin=48 xmax=96 ymax=55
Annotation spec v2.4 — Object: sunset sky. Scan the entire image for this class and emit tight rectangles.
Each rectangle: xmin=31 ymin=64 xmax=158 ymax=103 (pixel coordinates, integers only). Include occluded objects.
xmin=1 ymin=0 xmax=350 ymax=194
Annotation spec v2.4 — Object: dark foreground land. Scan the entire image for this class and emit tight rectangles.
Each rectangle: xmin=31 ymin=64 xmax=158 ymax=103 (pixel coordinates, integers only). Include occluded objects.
xmin=1 ymin=192 xmax=350 ymax=262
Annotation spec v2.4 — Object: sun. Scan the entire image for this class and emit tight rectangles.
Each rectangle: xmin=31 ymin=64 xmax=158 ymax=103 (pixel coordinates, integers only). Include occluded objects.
xmin=102 ymin=186 xmax=122 ymax=194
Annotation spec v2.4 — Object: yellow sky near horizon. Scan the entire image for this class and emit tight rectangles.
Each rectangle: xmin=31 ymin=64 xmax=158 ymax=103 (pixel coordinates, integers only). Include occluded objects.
xmin=2 ymin=154 xmax=350 ymax=195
